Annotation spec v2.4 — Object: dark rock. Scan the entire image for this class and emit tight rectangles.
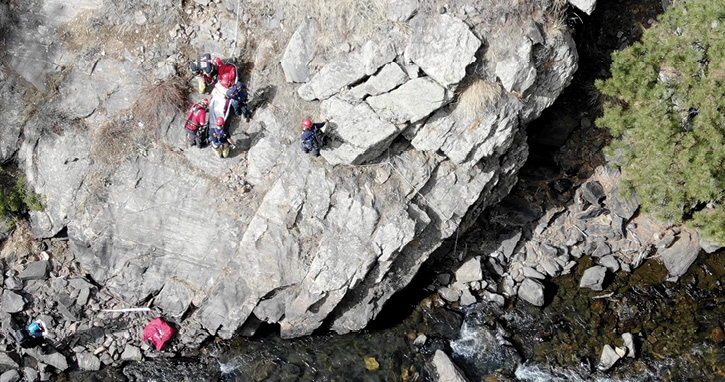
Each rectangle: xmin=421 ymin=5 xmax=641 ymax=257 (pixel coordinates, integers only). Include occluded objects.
xmin=610 ymin=184 xmax=640 ymax=221
xmin=4 ymin=276 xmax=22 ymax=291
xmin=661 ymin=230 xmax=701 ymax=277
xmin=19 ymin=261 xmax=50 ymax=280
xmin=577 ymin=206 xmax=606 ymax=220
xmin=549 ymin=178 xmax=573 ymax=195
xmin=581 ymin=181 xmax=606 ymax=206
xmin=56 ymin=293 xmax=78 ymax=321
xmin=25 ymin=347 xmax=69 ymax=371
xmin=1 ymin=291 xmax=25 ymax=313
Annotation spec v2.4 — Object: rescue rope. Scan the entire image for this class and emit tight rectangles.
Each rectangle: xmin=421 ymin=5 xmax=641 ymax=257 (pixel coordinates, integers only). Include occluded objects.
xmin=230 ymin=0 xmax=242 ymax=57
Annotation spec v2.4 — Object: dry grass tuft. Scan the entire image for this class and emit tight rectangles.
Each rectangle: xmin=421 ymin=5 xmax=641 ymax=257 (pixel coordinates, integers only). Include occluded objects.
xmin=456 ymin=79 xmax=503 ymax=118
xmin=286 ymin=0 xmax=389 ymax=49
xmin=543 ymin=10 xmax=568 ymax=37
xmin=89 ymin=120 xmax=146 ymax=167
xmin=134 ymin=76 xmax=189 ymax=131
xmin=551 ymin=0 xmax=568 ymax=13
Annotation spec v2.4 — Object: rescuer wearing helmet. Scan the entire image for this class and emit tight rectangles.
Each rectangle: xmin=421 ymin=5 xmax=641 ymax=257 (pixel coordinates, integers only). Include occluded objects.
xmin=209 ymin=117 xmax=236 ymax=158
xmin=189 ymin=53 xmax=218 ymax=93
xmin=184 ymin=98 xmax=209 ymax=148
xmin=300 ymin=118 xmax=327 ymax=157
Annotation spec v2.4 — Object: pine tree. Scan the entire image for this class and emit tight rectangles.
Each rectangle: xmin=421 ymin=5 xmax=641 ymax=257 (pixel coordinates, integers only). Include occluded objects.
xmin=596 ymin=0 xmax=725 ymax=243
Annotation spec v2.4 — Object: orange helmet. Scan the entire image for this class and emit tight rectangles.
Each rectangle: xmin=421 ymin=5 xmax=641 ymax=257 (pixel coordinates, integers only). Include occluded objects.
xmin=302 ymin=119 xmax=313 ymax=130
xmin=216 ymin=117 xmax=225 ymax=126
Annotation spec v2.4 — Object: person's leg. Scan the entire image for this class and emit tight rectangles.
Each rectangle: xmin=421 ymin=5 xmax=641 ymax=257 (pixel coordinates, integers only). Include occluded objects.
xmin=187 ymin=131 xmax=197 ymax=147
xmin=213 ymin=146 xmax=222 ymax=157
xmin=194 ymin=132 xmax=202 ymax=148
xmin=222 ymin=143 xmax=231 ymax=158
xmin=230 ymin=99 xmax=241 ymax=116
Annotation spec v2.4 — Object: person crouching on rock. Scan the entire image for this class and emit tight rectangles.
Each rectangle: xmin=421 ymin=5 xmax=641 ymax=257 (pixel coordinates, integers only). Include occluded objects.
xmin=23 ymin=320 xmax=49 ymax=353
xmin=209 ymin=117 xmax=236 ymax=158
xmin=189 ymin=53 xmax=217 ymax=93
xmin=301 ymin=118 xmax=327 ymax=157
xmin=184 ymin=98 xmax=209 ymax=148
xmin=226 ymin=81 xmax=252 ymax=122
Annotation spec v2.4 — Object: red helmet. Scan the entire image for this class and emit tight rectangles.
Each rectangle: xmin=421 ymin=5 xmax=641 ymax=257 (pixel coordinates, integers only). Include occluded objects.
xmin=302 ymin=119 xmax=313 ymax=130
xmin=221 ymin=78 xmax=231 ymax=88
xmin=216 ymin=117 xmax=225 ymax=126
xmin=212 ymin=57 xmax=223 ymax=67
xmin=201 ymin=98 xmax=209 ymax=107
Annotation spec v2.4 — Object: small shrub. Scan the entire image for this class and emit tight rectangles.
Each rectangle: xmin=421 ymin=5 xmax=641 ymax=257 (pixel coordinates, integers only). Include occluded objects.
xmin=0 ymin=169 xmax=44 ymax=222
xmin=134 ymin=76 xmax=189 ymax=131
xmin=90 ymin=120 xmax=143 ymax=167
xmin=596 ymin=0 xmax=725 ymax=242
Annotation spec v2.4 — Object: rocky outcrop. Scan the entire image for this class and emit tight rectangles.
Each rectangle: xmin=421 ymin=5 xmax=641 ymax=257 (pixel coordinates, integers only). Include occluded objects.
xmin=4 ymin=0 xmax=578 ymax=342
xmin=432 ymin=350 xmax=471 ymax=382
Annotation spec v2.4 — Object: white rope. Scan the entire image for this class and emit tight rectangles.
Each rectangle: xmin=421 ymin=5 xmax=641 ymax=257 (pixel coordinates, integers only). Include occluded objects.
xmin=101 ymin=308 xmax=152 ymax=313
xmin=230 ymin=0 xmax=242 ymax=57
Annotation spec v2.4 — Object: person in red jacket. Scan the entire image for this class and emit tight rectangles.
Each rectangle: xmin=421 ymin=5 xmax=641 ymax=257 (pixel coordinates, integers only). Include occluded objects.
xmin=184 ymin=98 xmax=208 ymax=148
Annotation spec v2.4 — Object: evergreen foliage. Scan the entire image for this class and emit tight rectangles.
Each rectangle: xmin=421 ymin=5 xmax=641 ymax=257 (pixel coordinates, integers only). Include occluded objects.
xmin=0 ymin=168 xmax=44 ymax=224
xmin=596 ymin=0 xmax=725 ymax=243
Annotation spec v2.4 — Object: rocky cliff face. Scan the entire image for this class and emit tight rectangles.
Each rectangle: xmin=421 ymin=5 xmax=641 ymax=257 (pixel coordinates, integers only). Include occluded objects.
xmin=1 ymin=0 xmax=577 ymax=340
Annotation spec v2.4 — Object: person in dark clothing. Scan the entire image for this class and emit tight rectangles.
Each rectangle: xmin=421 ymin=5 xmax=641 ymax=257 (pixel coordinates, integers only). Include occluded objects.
xmin=189 ymin=53 xmax=218 ymax=93
xmin=209 ymin=117 xmax=236 ymax=158
xmin=226 ymin=81 xmax=252 ymax=121
xmin=300 ymin=118 xmax=326 ymax=157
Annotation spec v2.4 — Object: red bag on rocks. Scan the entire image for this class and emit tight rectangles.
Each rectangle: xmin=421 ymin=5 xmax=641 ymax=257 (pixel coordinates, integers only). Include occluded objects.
xmin=143 ymin=317 xmax=175 ymax=351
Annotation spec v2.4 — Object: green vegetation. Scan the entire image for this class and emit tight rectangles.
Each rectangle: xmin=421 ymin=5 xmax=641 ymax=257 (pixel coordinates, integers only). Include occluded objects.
xmin=595 ymin=0 xmax=725 ymax=242
xmin=0 ymin=168 xmax=44 ymax=224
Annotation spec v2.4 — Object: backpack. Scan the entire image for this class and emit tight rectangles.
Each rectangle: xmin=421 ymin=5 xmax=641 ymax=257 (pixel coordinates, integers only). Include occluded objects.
xmin=198 ymin=53 xmax=213 ymax=74
xmin=209 ymin=128 xmax=228 ymax=146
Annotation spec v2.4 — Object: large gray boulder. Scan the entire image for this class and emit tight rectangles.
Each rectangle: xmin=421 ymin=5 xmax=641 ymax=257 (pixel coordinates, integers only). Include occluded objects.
xmin=298 ymin=54 xmax=367 ymax=101
xmin=661 ymin=230 xmax=701 ymax=277
xmin=320 ymin=97 xmax=400 ymax=165
xmin=281 ymin=18 xmax=317 ymax=83
xmin=367 ymin=77 xmax=449 ymax=124
xmin=9 ymin=0 xmax=578 ymax=342
xmin=406 ymin=14 xmax=481 ymax=89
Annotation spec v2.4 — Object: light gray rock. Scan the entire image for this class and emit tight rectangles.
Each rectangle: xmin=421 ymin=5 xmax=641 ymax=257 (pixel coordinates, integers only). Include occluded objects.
xmin=540 ymin=258 xmax=561 ymax=277
xmin=406 ymin=14 xmax=481 ymax=89
xmin=699 ymin=235 xmax=723 ymax=254
xmin=432 ymin=350 xmax=471 ymax=382
xmin=661 ymin=230 xmax=701 ymax=277
xmin=367 ymin=77 xmax=449 ymax=124
xmin=599 ymin=255 xmax=620 ymax=273
xmin=454 ymin=257 xmax=482 ymax=284
xmin=351 ymin=63 xmax=408 ymax=99
xmin=522 ymin=267 xmax=546 ymax=280
xmin=0 ymin=370 xmax=20 ymax=382
xmin=438 ymin=286 xmax=461 ymax=303
xmin=482 ymin=291 xmax=506 ymax=307
xmin=622 ymin=333 xmax=635 ymax=358
xmin=497 ymin=231 xmax=522 ymax=260
xmin=22 ymin=368 xmax=37 ymax=382
xmin=413 ymin=334 xmax=427 ymax=346
xmin=20 ymin=260 xmax=50 ymax=280
xmin=597 ymin=344 xmax=622 ymax=371
xmin=0 ymin=353 xmax=18 ymax=368
xmin=193 ymin=0 xmax=210 ymax=5
xmin=386 ymin=0 xmax=418 ymax=22
xmin=1 ymin=291 xmax=25 ymax=313
xmin=569 ymin=0 xmax=597 ymax=15
xmin=281 ymin=18 xmax=316 ymax=83
xmin=362 ymin=40 xmax=397 ymax=76
xmin=121 ymin=344 xmax=142 ymax=361
xmin=459 ymin=288 xmax=477 ymax=306
xmin=298 ymin=54 xmax=367 ymax=100
xmin=580 ymin=266 xmax=607 ymax=291
xmin=518 ymin=278 xmax=545 ymax=306
xmin=76 ymin=352 xmax=101 ymax=371
xmin=495 ymin=40 xmax=537 ymax=93
xmin=155 ymin=280 xmax=193 ymax=318
xmin=320 ymin=97 xmax=400 ymax=165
